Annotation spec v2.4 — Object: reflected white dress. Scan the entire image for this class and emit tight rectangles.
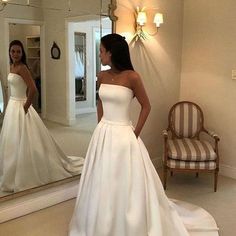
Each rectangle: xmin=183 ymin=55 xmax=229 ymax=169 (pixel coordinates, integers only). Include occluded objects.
xmin=69 ymin=84 xmax=219 ymax=236
xmin=0 ymin=73 xmax=84 ymax=192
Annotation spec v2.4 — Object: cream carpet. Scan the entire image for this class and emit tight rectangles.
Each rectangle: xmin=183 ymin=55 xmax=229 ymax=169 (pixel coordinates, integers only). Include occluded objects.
xmin=0 ymin=113 xmax=235 ymax=235
xmin=0 ymin=172 xmax=235 ymax=236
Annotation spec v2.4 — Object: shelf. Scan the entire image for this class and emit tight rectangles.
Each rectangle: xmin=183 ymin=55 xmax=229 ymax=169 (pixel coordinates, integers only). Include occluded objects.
xmin=26 ymin=36 xmax=40 ymax=60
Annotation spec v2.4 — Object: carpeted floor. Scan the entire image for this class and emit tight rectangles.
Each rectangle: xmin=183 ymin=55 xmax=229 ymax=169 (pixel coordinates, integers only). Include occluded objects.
xmin=0 ymin=172 xmax=235 ymax=236
xmin=0 ymin=113 xmax=235 ymax=236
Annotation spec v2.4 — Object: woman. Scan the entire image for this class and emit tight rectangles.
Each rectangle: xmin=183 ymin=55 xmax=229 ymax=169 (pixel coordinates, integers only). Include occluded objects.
xmin=0 ymin=40 xmax=83 ymax=192
xmin=69 ymin=34 xmax=219 ymax=236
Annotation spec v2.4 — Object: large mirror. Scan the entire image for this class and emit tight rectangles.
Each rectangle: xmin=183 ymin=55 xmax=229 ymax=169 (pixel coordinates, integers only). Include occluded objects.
xmin=0 ymin=0 xmax=117 ymax=201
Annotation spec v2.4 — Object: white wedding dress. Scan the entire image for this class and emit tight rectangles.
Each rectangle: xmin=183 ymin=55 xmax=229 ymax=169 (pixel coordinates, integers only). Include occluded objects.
xmin=0 ymin=73 xmax=84 ymax=192
xmin=69 ymin=84 xmax=219 ymax=236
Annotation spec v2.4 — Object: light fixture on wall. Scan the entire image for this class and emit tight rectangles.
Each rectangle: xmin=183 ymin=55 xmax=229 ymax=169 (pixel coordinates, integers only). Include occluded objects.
xmin=134 ymin=7 xmax=164 ymax=41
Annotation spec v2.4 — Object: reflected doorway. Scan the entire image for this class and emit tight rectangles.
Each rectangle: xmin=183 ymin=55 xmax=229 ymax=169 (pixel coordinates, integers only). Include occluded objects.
xmin=67 ymin=16 xmax=112 ymax=122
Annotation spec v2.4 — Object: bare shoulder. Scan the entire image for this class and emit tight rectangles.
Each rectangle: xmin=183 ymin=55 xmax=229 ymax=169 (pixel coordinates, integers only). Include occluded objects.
xmin=18 ymin=64 xmax=32 ymax=80
xmin=127 ymin=70 xmax=142 ymax=88
xmin=18 ymin=64 xmax=29 ymax=74
xmin=128 ymin=70 xmax=140 ymax=80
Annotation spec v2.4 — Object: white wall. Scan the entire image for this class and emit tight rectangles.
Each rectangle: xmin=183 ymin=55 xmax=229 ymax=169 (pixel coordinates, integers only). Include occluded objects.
xmin=180 ymin=0 xmax=236 ymax=179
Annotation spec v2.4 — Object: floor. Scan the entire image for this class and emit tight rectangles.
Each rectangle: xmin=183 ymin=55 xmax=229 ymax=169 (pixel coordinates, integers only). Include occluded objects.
xmin=0 ymin=113 xmax=235 ymax=235
xmin=0 ymin=172 xmax=235 ymax=236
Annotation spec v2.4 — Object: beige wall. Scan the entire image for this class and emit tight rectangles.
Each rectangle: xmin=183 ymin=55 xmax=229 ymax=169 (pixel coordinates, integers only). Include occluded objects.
xmin=180 ymin=0 xmax=236 ymax=178
xmin=116 ymin=0 xmax=184 ymax=160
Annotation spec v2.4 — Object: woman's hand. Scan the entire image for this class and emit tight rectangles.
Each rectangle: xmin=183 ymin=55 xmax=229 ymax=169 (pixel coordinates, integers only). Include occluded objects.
xmin=23 ymin=104 xmax=28 ymax=114
xmin=134 ymin=130 xmax=139 ymax=138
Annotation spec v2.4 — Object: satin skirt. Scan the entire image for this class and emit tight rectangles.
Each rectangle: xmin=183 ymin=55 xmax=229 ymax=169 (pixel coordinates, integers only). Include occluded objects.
xmin=0 ymin=97 xmax=84 ymax=192
xmin=69 ymin=119 xmax=219 ymax=236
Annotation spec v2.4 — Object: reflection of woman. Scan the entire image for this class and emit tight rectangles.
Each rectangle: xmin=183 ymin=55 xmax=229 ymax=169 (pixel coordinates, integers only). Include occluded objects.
xmin=69 ymin=34 xmax=218 ymax=236
xmin=0 ymin=40 xmax=83 ymax=192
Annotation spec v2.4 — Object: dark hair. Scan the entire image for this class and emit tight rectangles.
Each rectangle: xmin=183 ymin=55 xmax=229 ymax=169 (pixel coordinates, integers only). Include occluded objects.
xmin=9 ymin=40 xmax=27 ymax=65
xmin=101 ymin=33 xmax=134 ymax=71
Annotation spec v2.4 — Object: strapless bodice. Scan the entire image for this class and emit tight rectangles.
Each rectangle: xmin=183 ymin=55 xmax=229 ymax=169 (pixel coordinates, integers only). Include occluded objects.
xmin=99 ymin=84 xmax=133 ymax=124
xmin=8 ymin=73 xmax=27 ymax=99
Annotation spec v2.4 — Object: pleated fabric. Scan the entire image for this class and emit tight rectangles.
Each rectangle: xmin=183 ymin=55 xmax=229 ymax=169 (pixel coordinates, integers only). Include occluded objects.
xmin=69 ymin=84 xmax=219 ymax=236
xmin=0 ymin=73 xmax=84 ymax=192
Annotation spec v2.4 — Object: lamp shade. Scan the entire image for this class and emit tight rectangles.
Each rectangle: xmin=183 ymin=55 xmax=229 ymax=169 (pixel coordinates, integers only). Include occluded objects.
xmin=153 ymin=13 xmax=163 ymax=27
xmin=137 ymin=11 xmax=147 ymax=26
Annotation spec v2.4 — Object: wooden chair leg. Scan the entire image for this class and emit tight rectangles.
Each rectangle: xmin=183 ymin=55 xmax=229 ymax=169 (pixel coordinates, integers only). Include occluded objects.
xmin=163 ymin=167 xmax=167 ymax=190
xmin=195 ymin=172 xmax=199 ymax=178
xmin=214 ymin=170 xmax=218 ymax=192
xmin=170 ymin=171 xmax=173 ymax=177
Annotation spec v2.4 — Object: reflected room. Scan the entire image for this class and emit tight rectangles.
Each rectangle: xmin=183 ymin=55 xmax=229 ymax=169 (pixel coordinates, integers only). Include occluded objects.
xmin=0 ymin=0 xmax=115 ymax=201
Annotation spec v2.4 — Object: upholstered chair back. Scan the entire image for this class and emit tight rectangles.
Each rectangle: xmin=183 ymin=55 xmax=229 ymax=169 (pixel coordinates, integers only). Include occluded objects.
xmin=169 ymin=101 xmax=204 ymax=138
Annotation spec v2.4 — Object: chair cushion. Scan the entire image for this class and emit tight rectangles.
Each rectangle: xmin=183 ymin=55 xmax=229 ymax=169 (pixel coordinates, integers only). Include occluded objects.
xmin=167 ymin=138 xmax=216 ymax=161
xmin=167 ymin=159 xmax=216 ymax=170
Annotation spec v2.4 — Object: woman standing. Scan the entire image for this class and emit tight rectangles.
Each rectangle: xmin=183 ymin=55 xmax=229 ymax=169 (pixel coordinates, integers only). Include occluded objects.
xmin=0 ymin=40 xmax=83 ymax=192
xmin=69 ymin=34 xmax=218 ymax=236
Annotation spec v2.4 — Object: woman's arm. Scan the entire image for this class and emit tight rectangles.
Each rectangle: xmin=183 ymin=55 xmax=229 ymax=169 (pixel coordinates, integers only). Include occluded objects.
xmin=19 ymin=65 xmax=37 ymax=113
xmin=96 ymin=72 xmax=103 ymax=123
xmin=131 ymin=72 xmax=151 ymax=138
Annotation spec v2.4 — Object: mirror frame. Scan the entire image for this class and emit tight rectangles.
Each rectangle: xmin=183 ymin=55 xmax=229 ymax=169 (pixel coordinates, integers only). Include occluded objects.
xmin=109 ymin=0 xmax=118 ymax=33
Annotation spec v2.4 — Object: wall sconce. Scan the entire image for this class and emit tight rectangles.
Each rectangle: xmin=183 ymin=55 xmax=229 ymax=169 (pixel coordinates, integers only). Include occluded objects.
xmin=134 ymin=7 xmax=164 ymax=41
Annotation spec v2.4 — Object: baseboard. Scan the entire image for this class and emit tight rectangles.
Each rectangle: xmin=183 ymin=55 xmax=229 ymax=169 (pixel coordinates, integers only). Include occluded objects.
xmin=75 ymin=107 xmax=96 ymax=115
xmin=45 ymin=113 xmax=76 ymax=126
xmin=0 ymin=180 xmax=79 ymax=223
xmin=219 ymin=163 xmax=236 ymax=180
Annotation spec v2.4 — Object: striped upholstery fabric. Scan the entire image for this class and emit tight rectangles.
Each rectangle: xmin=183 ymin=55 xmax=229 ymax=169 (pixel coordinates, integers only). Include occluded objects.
xmin=167 ymin=159 xmax=216 ymax=170
xmin=167 ymin=138 xmax=216 ymax=161
xmin=170 ymin=103 xmax=202 ymax=138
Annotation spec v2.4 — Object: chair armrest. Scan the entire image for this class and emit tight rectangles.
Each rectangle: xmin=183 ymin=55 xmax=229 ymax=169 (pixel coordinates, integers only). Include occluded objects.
xmin=203 ymin=129 xmax=220 ymax=141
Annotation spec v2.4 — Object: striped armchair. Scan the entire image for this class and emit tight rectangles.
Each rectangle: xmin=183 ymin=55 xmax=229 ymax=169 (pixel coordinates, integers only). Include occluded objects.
xmin=163 ymin=101 xmax=220 ymax=192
